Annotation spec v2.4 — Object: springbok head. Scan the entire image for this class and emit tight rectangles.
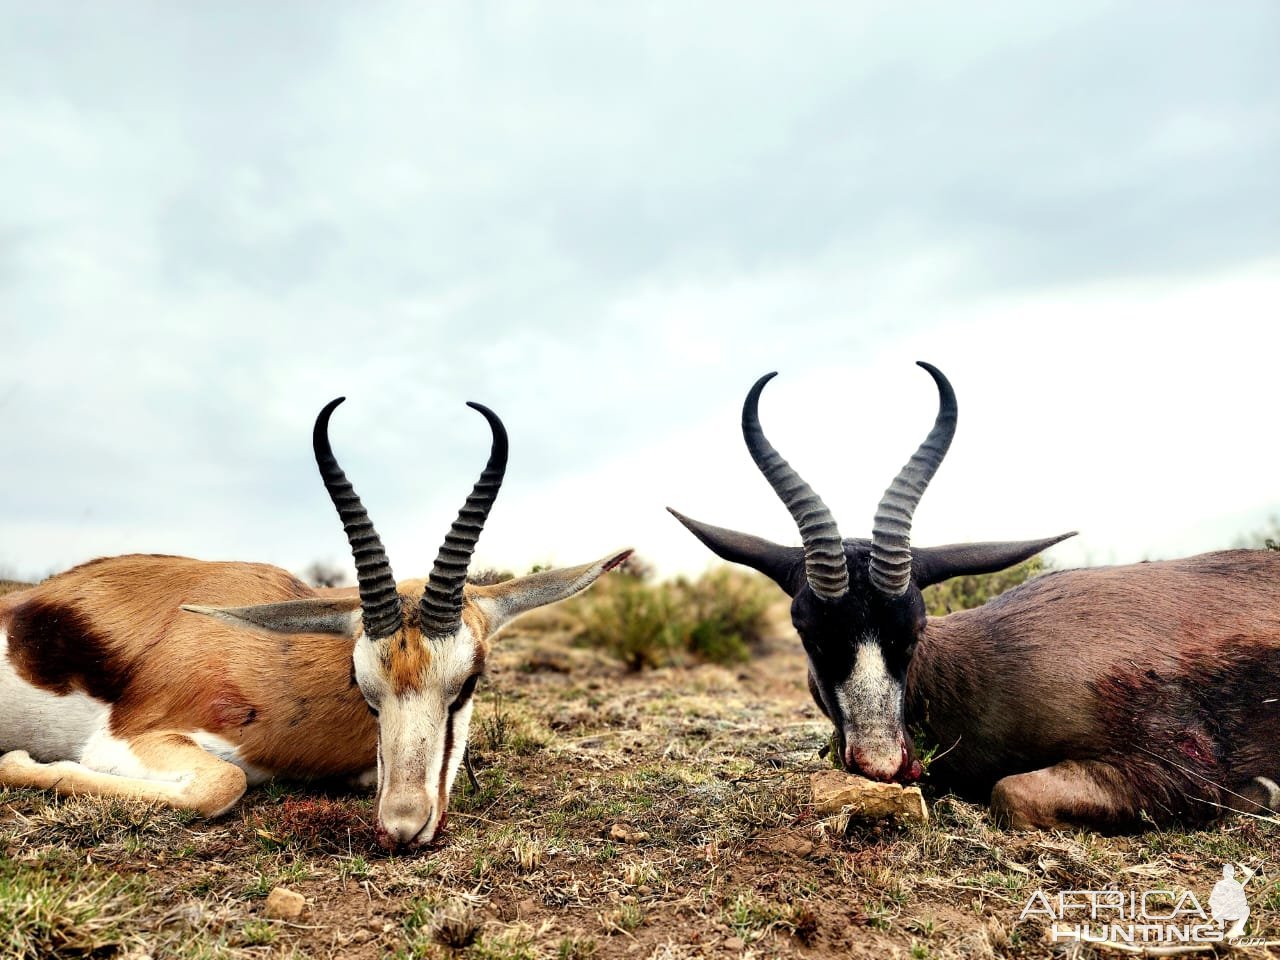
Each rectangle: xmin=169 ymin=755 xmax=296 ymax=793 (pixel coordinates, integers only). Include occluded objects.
xmin=670 ymin=363 xmax=1072 ymax=783
xmin=189 ymin=398 xmax=630 ymax=848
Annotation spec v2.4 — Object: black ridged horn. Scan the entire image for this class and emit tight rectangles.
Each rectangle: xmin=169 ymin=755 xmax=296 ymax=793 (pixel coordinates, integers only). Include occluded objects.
xmin=869 ymin=362 xmax=958 ymax=597
xmin=742 ymin=373 xmax=849 ymax=601
xmin=420 ymin=403 xmax=509 ymax=636
xmin=313 ymin=398 xmax=404 ymax=640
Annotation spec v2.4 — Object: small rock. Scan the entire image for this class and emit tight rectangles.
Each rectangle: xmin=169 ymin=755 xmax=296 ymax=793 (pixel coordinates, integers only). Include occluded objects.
xmin=263 ymin=886 xmax=306 ymax=920
xmin=724 ymin=936 xmax=746 ymax=951
xmin=608 ymin=823 xmax=650 ymax=844
xmin=516 ymin=897 xmax=538 ymax=917
xmin=810 ymin=770 xmax=928 ymax=822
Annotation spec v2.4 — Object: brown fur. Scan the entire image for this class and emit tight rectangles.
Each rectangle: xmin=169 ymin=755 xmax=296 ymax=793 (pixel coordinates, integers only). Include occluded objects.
xmin=383 ymin=626 xmax=432 ymax=696
xmin=910 ymin=550 xmax=1280 ymax=828
xmin=0 ymin=555 xmax=379 ymax=778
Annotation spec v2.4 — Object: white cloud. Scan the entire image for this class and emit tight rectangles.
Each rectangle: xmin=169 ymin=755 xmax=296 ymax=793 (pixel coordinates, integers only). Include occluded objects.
xmin=1 ymin=2 xmax=1277 ymax=582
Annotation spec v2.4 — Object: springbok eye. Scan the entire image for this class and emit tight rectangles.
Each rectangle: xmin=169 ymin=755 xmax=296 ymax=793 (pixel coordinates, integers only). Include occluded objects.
xmin=450 ymin=673 xmax=480 ymax=713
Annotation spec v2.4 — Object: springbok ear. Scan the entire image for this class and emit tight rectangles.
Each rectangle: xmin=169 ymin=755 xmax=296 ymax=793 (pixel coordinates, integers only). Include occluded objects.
xmin=667 ymin=508 xmax=807 ymax=596
xmin=911 ymin=532 xmax=1077 ymax=588
xmin=470 ymin=548 xmax=633 ymax=634
xmin=181 ymin=597 xmax=364 ymax=637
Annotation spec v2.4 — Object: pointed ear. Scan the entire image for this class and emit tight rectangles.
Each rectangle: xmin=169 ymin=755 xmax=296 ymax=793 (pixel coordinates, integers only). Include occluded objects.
xmin=667 ymin=507 xmax=806 ymax=596
xmin=911 ymin=532 xmax=1077 ymax=588
xmin=470 ymin=548 xmax=633 ymax=634
xmin=181 ymin=597 xmax=364 ymax=637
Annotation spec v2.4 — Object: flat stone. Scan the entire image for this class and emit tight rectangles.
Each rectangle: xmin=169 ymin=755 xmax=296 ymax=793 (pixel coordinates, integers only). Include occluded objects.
xmin=263 ymin=886 xmax=306 ymax=920
xmin=809 ymin=770 xmax=928 ymax=823
xmin=608 ymin=823 xmax=650 ymax=843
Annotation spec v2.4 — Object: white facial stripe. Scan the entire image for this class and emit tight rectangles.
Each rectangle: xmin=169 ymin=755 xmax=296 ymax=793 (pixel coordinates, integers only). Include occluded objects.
xmin=441 ymin=697 xmax=475 ymax=801
xmin=835 ymin=639 xmax=900 ymax=721
xmin=364 ymin=625 xmax=481 ymax=843
xmin=834 ymin=637 xmax=905 ymax=769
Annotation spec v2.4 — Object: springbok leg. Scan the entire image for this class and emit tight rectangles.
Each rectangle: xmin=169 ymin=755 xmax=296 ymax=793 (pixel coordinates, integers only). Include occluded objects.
xmin=0 ymin=731 xmax=248 ymax=817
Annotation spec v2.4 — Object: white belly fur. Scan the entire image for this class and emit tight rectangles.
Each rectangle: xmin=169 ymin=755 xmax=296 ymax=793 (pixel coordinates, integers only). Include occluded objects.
xmin=0 ymin=627 xmax=111 ymax=761
xmin=1 ymin=628 xmax=272 ymax=787
xmin=192 ymin=730 xmax=272 ymax=785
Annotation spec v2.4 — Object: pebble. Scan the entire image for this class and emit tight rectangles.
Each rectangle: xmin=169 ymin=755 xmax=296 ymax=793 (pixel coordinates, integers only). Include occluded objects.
xmin=263 ymin=886 xmax=306 ymax=920
xmin=608 ymin=823 xmax=651 ymax=843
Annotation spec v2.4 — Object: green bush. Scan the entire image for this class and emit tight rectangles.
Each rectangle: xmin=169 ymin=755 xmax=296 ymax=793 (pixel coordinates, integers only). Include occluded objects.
xmin=567 ymin=560 xmax=774 ymax=671
xmin=677 ymin=568 xmax=773 ymax=664
xmin=921 ymin=557 xmax=1044 ymax=616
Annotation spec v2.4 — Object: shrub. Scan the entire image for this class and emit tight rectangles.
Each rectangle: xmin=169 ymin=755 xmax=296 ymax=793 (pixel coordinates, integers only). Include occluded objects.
xmin=570 ymin=574 xmax=679 ymax=671
xmin=921 ymin=557 xmax=1045 ymax=616
xmin=676 ymin=568 xmax=773 ymax=664
xmin=567 ymin=560 xmax=775 ymax=670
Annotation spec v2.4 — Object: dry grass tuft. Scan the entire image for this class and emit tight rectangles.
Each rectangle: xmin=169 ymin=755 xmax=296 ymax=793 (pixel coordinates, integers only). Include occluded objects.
xmin=430 ymin=897 xmax=482 ymax=949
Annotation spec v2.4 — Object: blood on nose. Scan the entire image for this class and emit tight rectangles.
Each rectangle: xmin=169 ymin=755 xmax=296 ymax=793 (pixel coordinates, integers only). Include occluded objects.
xmin=847 ymin=745 xmax=898 ymax=782
xmin=847 ymin=738 xmax=917 ymax=783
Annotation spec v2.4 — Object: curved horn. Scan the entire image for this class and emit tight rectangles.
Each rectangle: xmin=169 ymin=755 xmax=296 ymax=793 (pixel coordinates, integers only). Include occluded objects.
xmin=313 ymin=398 xmax=404 ymax=640
xmin=869 ymin=362 xmax=958 ymax=597
xmin=420 ymin=402 xmax=509 ymax=636
xmin=742 ymin=373 xmax=849 ymax=600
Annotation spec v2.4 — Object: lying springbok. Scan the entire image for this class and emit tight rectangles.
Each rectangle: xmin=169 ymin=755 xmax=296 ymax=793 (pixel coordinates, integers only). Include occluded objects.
xmin=671 ymin=363 xmax=1280 ymax=831
xmin=0 ymin=398 xmax=630 ymax=849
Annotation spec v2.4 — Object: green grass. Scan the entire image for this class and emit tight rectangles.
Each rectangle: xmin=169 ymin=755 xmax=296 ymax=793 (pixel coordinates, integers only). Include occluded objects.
xmin=0 ymin=861 xmax=145 ymax=959
xmin=565 ymin=563 xmax=774 ymax=670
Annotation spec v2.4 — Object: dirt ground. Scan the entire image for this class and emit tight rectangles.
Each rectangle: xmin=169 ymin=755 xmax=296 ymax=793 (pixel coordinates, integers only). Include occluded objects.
xmin=2 ymin=603 xmax=1279 ymax=959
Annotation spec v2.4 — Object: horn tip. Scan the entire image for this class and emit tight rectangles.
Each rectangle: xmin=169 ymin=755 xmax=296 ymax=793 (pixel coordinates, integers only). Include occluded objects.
xmin=602 ymin=549 xmax=634 ymax=573
xmin=665 ymin=506 xmax=695 ymax=529
xmin=744 ymin=372 xmax=779 ymax=414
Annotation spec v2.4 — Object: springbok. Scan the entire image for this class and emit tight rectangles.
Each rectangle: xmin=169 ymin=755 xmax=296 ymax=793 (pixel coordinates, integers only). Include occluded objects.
xmin=0 ymin=398 xmax=630 ymax=849
xmin=671 ymin=363 xmax=1280 ymax=831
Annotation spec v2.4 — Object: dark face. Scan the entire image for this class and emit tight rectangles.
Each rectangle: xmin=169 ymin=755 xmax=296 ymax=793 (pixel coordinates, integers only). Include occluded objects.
xmin=666 ymin=506 xmax=1074 ymax=785
xmin=791 ymin=545 xmax=925 ymax=783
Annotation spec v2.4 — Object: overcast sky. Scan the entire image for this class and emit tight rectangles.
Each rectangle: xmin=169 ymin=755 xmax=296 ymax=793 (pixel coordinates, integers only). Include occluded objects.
xmin=2 ymin=2 xmax=1278 ymax=586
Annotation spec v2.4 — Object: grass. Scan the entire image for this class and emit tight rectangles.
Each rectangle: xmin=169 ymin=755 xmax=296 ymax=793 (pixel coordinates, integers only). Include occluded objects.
xmin=0 ymin=860 xmax=145 ymax=959
xmin=2 ymin=587 xmax=1276 ymax=958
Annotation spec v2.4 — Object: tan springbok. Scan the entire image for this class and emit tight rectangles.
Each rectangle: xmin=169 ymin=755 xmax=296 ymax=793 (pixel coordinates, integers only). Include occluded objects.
xmin=0 ymin=398 xmax=630 ymax=849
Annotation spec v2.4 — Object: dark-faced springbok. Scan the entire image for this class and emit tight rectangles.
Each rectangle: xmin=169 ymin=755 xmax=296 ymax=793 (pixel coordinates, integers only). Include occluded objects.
xmin=671 ymin=363 xmax=1280 ymax=831
xmin=0 ymin=399 xmax=630 ymax=849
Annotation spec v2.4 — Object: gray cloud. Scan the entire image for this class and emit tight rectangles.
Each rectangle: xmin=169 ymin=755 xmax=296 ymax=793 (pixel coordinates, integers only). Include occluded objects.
xmin=2 ymin=1 xmax=1277 ymax=577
